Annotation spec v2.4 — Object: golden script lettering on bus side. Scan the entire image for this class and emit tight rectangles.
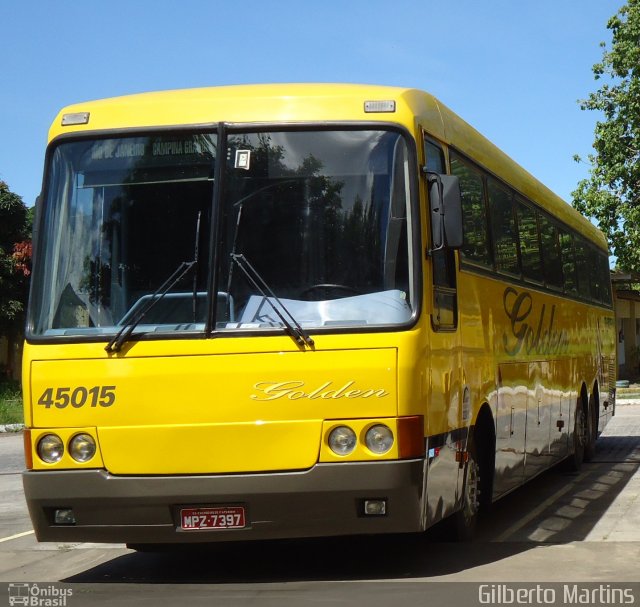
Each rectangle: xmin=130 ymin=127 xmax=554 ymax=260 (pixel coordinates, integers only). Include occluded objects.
xmin=502 ymin=287 xmax=570 ymax=356
xmin=250 ymin=381 xmax=389 ymax=401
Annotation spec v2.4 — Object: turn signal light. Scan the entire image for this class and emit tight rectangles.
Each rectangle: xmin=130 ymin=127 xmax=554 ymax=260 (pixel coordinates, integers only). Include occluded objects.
xmin=397 ymin=416 xmax=425 ymax=458
xmin=23 ymin=429 xmax=33 ymax=470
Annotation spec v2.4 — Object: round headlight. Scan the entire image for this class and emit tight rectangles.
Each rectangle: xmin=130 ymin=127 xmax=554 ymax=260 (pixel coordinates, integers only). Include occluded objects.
xmin=365 ymin=424 xmax=394 ymax=454
xmin=69 ymin=433 xmax=96 ymax=463
xmin=328 ymin=426 xmax=357 ymax=456
xmin=37 ymin=434 xmax=64 ymax=464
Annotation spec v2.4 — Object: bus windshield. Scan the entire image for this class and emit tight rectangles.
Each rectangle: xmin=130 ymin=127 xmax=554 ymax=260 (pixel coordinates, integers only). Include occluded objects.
xmin=30 ymin=128 xmax=415 ymax=338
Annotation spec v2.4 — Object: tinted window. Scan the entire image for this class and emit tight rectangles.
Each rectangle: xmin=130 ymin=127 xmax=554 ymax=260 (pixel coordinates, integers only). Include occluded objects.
xmin=450 ymin=153 xmax=491 ymax=267
xmin=575 ymin=239 xmax=591 ymax=299
xmin=590 ymin=249 xmax=612 ymax=304
xmin=559 ymin=230 xmax=578 ymax=295
xmin=424 ymin=140 xmax=445 ymax=173
xmin=488 ymin=179 xmax=519 ymax=276
xmin=516 ymin=200 xmax=542 ymax=282
xmin=539 ymin=215 xmax=563 ymax=289
xmin=599 ymin=253 xmax=613 ymax=305
xmin=425 ymin=139 xmax=457 ymax=329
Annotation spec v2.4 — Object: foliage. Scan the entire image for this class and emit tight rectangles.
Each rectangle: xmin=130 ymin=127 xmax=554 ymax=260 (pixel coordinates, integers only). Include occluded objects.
xmin=12 ymin=241 xmax=32 ymax=277
xmin=0 ymin=378 xmax=22 ymax=425
xmin=0 ymin=180 xmax=31 ymax=337
xmin=572 ymin=0 xmax=640 ymax=271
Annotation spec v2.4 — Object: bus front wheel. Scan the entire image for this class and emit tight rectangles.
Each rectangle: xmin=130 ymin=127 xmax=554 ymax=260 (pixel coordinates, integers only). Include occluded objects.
xmin=453 ymin=438 xmax=480 ymax=541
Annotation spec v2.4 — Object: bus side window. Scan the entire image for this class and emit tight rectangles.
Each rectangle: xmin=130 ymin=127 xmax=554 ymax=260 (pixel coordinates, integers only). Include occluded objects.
xmin=589 ymin=247 xmax=612 ymax=305
xmin=425 ymin=138 xmax=457 ymax=329
xmin=450 ymin=152 xmax=491 ymax=268
xmin=599 ymin=253 xmax=613 ymax=306
xmin=559 ymin=229 xmax=578 ymax=296
xmin=488 ymin=178 xmax=519 ymax=277
xmin=516 ymin=198 xmax=542 ymax=283
xmin=575 ymin=238 xmax=592 ymax=299
xmin=588 ymin=247 xmax=603 ymax=303
xmin=425 ymin=140 xmax=445 ymax=173
xmin=539 ymin=214 xmax=563 ymax=289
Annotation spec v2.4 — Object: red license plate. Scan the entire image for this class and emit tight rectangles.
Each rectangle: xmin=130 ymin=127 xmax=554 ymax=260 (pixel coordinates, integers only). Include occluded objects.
xmin=180 ymin=506 xmax=246 ymax=530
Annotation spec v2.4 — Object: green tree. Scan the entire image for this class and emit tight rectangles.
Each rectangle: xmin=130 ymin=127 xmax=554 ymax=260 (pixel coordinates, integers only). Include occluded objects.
xmin=0 ymin=180 xmax=31 ymax=375
xmin=572 ymin=0 xmax=640 ymax=271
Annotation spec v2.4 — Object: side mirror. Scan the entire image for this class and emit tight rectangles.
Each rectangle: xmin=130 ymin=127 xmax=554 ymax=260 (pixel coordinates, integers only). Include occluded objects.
xmin=426 ymin=172 xmax=463 ymax=251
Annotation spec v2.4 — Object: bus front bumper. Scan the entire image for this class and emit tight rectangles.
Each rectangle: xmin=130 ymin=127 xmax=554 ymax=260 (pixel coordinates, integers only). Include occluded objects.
xmin=22 ymin=460 xmax=425 ymax=544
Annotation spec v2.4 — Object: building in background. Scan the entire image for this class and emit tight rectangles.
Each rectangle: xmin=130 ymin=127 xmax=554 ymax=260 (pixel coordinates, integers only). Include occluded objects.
xmin=612 ymin=271 xmax=640 ymax=380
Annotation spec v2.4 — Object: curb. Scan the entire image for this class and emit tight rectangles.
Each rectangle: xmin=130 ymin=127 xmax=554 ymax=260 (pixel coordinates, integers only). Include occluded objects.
xmin=0 ymin=423 xmax=24 ymax=433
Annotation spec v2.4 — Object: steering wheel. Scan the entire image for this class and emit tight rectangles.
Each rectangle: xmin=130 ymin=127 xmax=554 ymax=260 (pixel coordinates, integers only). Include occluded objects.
xmin=298 ymin=284 xmax=361 ymax=300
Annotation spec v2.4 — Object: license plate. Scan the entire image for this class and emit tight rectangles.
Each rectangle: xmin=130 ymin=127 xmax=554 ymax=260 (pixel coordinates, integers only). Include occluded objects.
xmin=180 ymin=506 xmax=246 ymax=530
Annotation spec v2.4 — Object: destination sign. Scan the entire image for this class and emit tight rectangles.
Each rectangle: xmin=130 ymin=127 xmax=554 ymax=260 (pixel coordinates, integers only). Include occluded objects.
xmin=88 ymin=137 xmax=215 ymax=162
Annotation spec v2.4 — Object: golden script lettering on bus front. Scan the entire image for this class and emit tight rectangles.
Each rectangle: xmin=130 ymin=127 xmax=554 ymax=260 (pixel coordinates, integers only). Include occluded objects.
xmin=250 ymin=381 xmax=389 ymax=401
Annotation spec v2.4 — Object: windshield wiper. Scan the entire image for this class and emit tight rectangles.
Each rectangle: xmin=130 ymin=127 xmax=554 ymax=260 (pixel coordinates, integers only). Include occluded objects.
xmin=105 ymin=260 xmax=196 ymax=353
xmin=230 ymin=253 xmax=315 ymax=350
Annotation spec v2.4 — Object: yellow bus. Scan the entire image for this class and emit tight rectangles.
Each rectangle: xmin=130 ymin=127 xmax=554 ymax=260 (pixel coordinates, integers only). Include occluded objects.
xmin=22 ymin=84 xmax=616 ymax=545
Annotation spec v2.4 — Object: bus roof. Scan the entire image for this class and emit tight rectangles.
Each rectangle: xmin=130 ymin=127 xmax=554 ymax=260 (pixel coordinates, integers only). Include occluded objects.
xmin=50 ymin=83 xmax=607 ymax=250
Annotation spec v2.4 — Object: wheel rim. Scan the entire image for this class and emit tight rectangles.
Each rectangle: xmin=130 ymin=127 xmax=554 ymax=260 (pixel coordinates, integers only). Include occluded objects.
xmin=462 ymin=457 xmax=480 ymax=524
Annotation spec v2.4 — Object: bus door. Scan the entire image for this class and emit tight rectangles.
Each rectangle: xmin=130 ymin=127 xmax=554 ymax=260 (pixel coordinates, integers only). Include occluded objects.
xmin=423 ymin=138 xmax=464 ymax=524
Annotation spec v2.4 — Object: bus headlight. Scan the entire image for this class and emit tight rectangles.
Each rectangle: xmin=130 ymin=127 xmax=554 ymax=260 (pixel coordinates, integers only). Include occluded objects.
xmin=365 ymin=424 xmax=394 ymax=454
xmin=328 ymin=426 xmax=357 ymax=455
xmin=69 ymin=434 xmax=96 ymax=463
xmin=37 ymin=434 xmax=64 ymax=464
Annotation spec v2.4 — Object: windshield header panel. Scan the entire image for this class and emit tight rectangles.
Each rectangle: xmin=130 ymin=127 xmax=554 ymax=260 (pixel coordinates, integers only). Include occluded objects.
xmin=28 ymin=125 xmax=419 ymax=342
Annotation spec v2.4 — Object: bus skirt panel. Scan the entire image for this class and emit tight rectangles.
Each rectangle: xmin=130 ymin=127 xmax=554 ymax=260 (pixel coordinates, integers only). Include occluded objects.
xmin=22 ymin=459 xmax=425 ymax=543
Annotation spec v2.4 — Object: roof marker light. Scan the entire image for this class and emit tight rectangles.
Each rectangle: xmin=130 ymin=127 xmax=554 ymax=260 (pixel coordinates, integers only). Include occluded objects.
xmin=364 ymin=100 xmax=396 ymax=113
xmin=61 ymin=112 xmax=90 ymax=126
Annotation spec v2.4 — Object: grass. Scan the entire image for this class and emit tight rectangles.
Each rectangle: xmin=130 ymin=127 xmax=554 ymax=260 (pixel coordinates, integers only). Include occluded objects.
xmin=0 ymin=379 xmax=24 ymax=426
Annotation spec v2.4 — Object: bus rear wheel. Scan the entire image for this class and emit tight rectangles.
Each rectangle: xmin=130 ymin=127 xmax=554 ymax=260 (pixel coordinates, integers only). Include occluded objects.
xmin=584 ymin=393 xmax=598 ymax=462
xmin=565 ymin=400 xmax=586 ymax=472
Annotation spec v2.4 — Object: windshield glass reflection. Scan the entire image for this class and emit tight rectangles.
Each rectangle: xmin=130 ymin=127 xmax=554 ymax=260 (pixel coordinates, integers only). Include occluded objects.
xmin=218 ymin=130 xmax=414 ymax=331
xmin=31 ymin=133 xmax=216 ymax=336
xmin=30 ymin=129 xmax=414 ymax=338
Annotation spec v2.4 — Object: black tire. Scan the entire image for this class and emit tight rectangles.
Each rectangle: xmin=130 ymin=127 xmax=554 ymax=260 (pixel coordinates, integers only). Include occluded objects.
xmin=564 ymin=398 xmax=586 ymax=472
xmin=583 ymin=393 xmax=598 ymax=462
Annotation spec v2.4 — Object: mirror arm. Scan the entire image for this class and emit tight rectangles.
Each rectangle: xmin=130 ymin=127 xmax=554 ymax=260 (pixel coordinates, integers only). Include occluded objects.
xmin=426 ymin=242 xmax=445 ymax=258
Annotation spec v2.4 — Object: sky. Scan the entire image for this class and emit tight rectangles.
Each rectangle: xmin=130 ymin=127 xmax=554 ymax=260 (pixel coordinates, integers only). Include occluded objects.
xmin=0 ymin=0 xmax=623 ymax=209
